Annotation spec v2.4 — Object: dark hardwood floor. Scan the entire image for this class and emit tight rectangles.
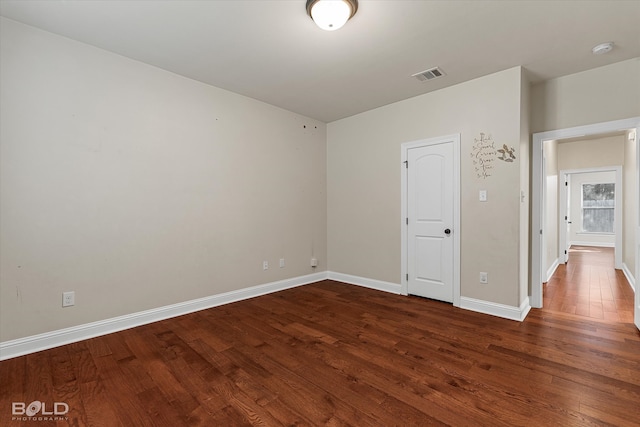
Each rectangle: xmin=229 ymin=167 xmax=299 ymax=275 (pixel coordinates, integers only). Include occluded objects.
xmin=2 ymin=278 xmax=639 ymax=426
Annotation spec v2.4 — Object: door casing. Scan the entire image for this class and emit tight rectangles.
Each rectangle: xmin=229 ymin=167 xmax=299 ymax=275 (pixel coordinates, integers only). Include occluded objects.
xmin=558 ymin=172 xmax=570 ymax=265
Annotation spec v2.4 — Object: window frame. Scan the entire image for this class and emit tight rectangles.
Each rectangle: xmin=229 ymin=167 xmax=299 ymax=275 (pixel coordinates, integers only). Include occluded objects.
xmin=580 ymin=182 xmax=615 ymax=234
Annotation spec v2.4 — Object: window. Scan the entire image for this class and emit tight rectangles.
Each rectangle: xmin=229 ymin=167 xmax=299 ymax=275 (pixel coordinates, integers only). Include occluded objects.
xmin=581 ymin=183 xmax=615 ymax=233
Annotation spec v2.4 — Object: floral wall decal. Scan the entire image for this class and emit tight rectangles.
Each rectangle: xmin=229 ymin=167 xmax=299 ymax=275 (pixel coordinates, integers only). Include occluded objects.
xmin=497 ymin=144 xmax=516 ymax=162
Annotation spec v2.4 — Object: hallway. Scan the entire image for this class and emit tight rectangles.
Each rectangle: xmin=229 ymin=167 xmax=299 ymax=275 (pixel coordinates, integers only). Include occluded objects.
xmin=543 ymin=245 xmax=635 ymax=322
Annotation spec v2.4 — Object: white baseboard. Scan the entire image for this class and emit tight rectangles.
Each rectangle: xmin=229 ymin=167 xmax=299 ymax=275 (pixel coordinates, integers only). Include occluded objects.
xmin=459 ymin=296 xmax=531 ymax=322
xmin=327 ymin=272 xmax=531 ymax=321
xmin=622 ymin=263 xmax=636 ymax=293
xmin=0 ymin=270 xmax=535 ymax=360
xmin=0 ymin=272 xmax=328 ymax=361
xmin=327 ymin=271 xmax=402 ymax=294
xmin=545 ymin=258 xmax=560 ymax=282
xmin=569 ymin=241 xmax=614 ymax=248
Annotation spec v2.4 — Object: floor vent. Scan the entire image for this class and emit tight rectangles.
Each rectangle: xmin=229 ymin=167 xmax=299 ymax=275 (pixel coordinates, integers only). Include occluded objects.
xmin=412 ymin=67 xmax=445 ymax=82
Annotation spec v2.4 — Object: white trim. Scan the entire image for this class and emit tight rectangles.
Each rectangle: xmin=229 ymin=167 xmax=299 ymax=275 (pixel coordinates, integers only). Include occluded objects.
xmin=636 ymin=126 xmax=640 ymax=330
xmin=460 ymin=296 xmax=532 ymax=322
xmin=400 ymin=134 xmax=461 ymax=306
xmin=327 ymin=271 xmax=533 ymax=322
xmin=569 ymin=241 xmax=615 ymax=248
xmin=532 ymin=117 xmax=640 ymax=309
xmin=327 ymin=271 xmax=402 ymax=294
xmin=545 ymin=258 xmax=560 ymax=283
xmin=623 ymin=263 xmax=636 ymax=293
xmin=559 ymin=170 xmax=568 ymax=264
xmin=0 ymin=272 xmax=328 ymax=361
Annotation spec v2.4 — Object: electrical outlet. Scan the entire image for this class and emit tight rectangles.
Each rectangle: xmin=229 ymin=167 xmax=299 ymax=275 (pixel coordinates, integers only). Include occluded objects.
xmin=62 ymin=291 xmax=75 ymax=307
xmin=279 ymin=258 xmax=285 ymax=268
xmin=263 ymin=261 xmax=269 ymax=270
xmin=479 ymin=272 xmax=488 ymax=284
xmin=310 ymin=258 xmax=318 ymax=268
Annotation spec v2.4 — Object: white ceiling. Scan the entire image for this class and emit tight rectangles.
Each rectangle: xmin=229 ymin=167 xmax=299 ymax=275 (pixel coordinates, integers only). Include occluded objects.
xmin=1 ymin=0 xmax=639 ymax=123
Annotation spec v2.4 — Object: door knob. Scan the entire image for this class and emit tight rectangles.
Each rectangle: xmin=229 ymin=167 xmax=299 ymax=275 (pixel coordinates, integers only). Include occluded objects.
xmin=444 ymin=228 xmax=451 ymax=235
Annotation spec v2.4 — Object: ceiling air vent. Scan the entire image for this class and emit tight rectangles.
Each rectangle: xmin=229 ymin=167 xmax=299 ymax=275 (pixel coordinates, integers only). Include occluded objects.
xmin=412 ymin=67 xmax=445 ymax=82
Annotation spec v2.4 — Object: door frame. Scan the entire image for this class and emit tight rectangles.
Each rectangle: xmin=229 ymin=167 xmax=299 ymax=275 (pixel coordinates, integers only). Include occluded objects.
xmin=559 ymin=167 xmax=623 ymax=266
xmin=532 ymin=117 xmax=640 ymax=309
xmin=400 ymin=133 xmax=461 ymax=307
xmin=558 ymin=172 xmax=570 ymax=265
xmin=635 ymin=127 xmax=640 ymax=330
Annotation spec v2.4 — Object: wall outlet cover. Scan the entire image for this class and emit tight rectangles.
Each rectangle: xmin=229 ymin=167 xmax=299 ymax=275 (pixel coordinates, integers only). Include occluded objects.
xmin=479 ymin=272 xmax=488 ymax=284
xmin=62 ymin=291 xmax=75 ymax=307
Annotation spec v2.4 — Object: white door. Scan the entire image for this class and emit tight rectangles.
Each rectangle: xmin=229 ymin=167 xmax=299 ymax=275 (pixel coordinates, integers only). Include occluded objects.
xmin=407 ymin=142 xmax=454 ymax=302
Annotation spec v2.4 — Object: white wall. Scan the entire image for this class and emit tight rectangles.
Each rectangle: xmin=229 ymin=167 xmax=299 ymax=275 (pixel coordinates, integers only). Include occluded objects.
xmin=328 ymin=67 xmax=527 ymax=308
xmin=568 ymin=171 xmax=617 ymax=247
xmin=0 ymin=18 xmax=327 ymax=342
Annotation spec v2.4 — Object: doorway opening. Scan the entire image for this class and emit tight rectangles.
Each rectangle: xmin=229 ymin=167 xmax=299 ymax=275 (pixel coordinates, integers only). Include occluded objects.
xmin=531 ymin=117 xmax=640 ymax=330
xmin=557 ymin=166 xmax=623 ymax=271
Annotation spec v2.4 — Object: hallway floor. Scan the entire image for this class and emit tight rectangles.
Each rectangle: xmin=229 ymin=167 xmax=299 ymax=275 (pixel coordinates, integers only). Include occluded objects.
xmin=544 ymin=245 xmax=635 ymax=322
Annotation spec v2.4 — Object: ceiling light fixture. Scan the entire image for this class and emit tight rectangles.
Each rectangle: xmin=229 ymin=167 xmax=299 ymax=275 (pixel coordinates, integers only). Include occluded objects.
xmin=592 ymin=42 xmax=614 ymax=55
xmin=306 ymin=0 xmax=358 ymax=31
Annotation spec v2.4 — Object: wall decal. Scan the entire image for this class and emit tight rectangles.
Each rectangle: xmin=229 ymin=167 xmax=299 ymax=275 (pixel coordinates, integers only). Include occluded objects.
xmin=497 ymin=144 xmax=516 ymax=162
xmin=471 ymin=133 xmax=517 ymax=179
xmin=471 ymin=133 xmax=496 ymax=179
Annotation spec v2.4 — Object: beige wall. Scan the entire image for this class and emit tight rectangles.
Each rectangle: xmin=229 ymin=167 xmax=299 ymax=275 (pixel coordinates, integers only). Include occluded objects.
xmin=558 ymin=135 xmax=625 ymax=171
xmin=519 ymin=70 xmax=531 ymax=304
xmin=531 ymin=58 xmax=640 ymax=133
xmin=0 ymin=18 xmax=327 ymax=341
xmin=624 ymin=130 xmax=638 ymax=279
xmin=543 ymin=140 xmax=559 ymax=278
xmin=4 ymin=18 xmax=636 ymax=345
xmin=328 ymin=67 xmax=526 ymax=307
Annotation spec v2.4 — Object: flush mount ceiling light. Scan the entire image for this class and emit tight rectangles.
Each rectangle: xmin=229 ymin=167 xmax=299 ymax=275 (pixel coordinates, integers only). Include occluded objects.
xmin=592 ymin=42 xmax=614 ymax=55
xmin=306 ymin=0 xmax=358 ymax=31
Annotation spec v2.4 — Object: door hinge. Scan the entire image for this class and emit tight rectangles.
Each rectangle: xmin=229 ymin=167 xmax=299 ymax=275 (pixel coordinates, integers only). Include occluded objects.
xmin=540 ymin=229 xmax=543 ymax=235
xmin=404 ymin=160 xmax=408 ymax=168
xmin=565 ymin=181 xmax=568 ymax=186
xmin=406 ymin=217 xmax=408 ymax=225
xmin=565 ymin=250 xmax=567 ymax=254
xmin=565 ymin=216 xmax=567 ymax=220
xmin=406 ymin=273 xmax=409 ymax=281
